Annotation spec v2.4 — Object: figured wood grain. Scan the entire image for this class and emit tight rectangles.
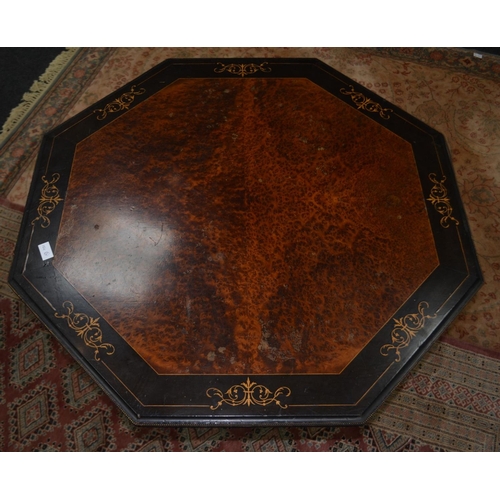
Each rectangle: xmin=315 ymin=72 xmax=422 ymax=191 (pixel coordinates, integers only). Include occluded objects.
xmin=53 ymin=78 xmax=439 ymax=375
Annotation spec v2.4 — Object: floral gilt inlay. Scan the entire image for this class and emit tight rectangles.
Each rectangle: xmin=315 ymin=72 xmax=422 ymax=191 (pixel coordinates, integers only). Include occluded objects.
xmin=340 ymin=85 xmax=393 ymax=119
xmin=31 ymin=173 xmax=63 ymax=228
xmin=94 ymin=85 xmax=146 ymax=120
xmin=55 ymin=301 xmax=115 ymax=361
xmin=380 ymin=302 xmax=436 ymax=362
xmin=427 ymin=173 xmax=459 ymax=228
xmin=214 ymin=62 xmax=271 ymax=77
xmin=207 ymin=377 xmax=291 ymax=410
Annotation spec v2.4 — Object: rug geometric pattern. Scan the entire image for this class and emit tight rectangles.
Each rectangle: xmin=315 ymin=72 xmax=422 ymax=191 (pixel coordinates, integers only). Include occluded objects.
xmin=7 ymin=382 xmax=60 ymax=451
xmin=1 ymin=47 xmax=500 ymax=451
xmin=0 ymin=362 xmax=5 ymax=405
xmin=61 ymin=363 xmax=101 ymax=410
xmin=65 ymin=403 xmax=116 ymax=452
xmin=10 ymin=329 xmax=54 ymax=389
xmin=0 ymin=202 xmax=23 ymax=300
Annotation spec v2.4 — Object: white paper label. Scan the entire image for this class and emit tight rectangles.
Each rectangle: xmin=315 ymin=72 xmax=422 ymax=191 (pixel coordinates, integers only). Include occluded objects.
xmin=38 ymin=242 xmax=54 ymax=261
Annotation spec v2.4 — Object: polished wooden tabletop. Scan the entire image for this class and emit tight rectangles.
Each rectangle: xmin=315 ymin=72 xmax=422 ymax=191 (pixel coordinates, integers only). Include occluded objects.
xmin=10 ymin=59 xmax=482 ymax=425
xmin=55 ymin=77 xmax=438 ymax=376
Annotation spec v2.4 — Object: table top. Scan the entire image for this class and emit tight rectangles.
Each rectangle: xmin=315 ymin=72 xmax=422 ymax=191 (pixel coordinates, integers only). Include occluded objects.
xmin=9 ymin=58 xmax=482 ymax=426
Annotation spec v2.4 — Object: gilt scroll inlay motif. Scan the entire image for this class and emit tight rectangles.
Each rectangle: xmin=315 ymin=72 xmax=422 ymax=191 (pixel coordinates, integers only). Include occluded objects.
xmin=55 ymin=301 xmax=115 ymax=361
xmin=31 ymin=174 xmax=63 ymax=228
xmin=380 ymin=302 xmax=436 ymax=362
xmin=214 ymin=62 xmax=271 ymax=77
xmin=207 ymin=377 xmax=291 ymax=410
xmin=340 ymin=85 xmax=393 ymax=119
xmin=427 ymin=173 xmax=459 ymax=228
xmin=94 ymin=85 xmax=146 ymax=120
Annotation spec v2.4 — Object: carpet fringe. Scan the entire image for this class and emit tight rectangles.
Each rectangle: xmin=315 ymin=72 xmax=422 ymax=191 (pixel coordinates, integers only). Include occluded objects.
xmin=0 ymin=47 xmax=80 ymax=145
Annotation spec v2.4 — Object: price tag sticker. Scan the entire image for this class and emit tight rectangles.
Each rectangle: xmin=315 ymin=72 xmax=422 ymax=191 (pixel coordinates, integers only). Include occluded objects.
xmin=38 ymin=242 xmax=54 ymax=261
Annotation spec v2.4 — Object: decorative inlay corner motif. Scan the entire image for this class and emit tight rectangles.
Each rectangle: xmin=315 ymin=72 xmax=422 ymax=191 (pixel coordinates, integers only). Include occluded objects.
xmin=206 ymin=377 xmax=291 ymax=410
xmin=427 ymin=173 xmax=459 ymax=228
xmin=380 ymin=302 xmax=436 ymax=362
xmin=214 ymin=62 xmax=271 ymax=77
xmin=94 ymin=85 xmax=146 ymax=120
xmin=55 ymin=301 xmax=115 ymax=361
xmin=340 ymin=85 xmax=393 ymax=119
xmin=31 ymin=174 xmax=63 ymax=228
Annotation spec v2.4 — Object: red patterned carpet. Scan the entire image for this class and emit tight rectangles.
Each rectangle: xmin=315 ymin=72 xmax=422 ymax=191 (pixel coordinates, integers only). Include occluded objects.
xmin=1 ymin=48 xmax=500 ymax=451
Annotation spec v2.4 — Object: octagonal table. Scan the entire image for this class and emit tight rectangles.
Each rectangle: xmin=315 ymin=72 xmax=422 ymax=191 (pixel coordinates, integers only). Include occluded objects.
xmin=9 ymin=58 xmax=482 ymax=426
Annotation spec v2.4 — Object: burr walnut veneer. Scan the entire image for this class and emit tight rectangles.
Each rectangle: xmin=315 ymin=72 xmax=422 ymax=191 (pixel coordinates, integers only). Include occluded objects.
xmin=10 ymin=59 xmax=482 ymax=425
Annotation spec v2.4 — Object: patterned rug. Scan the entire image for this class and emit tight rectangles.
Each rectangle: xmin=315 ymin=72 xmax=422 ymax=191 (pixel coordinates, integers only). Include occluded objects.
xmin=1 ymin=48 xmax=499 ymax=451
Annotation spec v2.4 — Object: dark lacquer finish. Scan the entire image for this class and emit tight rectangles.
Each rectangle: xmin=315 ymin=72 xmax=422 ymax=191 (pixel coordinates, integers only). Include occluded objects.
xmin=9 ymin=59 xmax=482 ymax=426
